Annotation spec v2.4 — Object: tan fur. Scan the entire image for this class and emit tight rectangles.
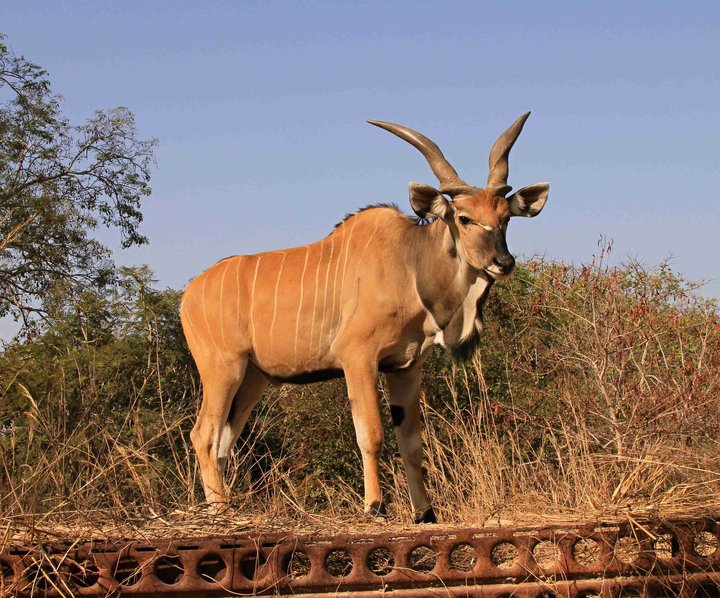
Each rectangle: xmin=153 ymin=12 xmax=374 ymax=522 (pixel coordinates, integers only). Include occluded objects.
xmin=181 ymin=122 xmax=548 ymax=520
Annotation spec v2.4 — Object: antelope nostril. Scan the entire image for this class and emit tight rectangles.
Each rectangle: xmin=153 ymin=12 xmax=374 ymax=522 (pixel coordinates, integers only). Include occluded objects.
xmin=493 ymin=255 xmax=515 ymax=271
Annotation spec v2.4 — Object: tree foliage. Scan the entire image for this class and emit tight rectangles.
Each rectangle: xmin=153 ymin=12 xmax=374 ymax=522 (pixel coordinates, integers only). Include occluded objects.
xmin=1 ymin=257 xmax=718 ymax=518
xmin=0 ymin=266 xmax=196 ymax=511
xmin=0 ymin=34 xmax=157 ymax=328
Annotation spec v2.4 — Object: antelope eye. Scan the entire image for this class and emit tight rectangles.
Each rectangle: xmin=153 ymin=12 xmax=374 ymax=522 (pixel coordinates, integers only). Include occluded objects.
xmin=458 ymin=216 xmax=471 ymax=225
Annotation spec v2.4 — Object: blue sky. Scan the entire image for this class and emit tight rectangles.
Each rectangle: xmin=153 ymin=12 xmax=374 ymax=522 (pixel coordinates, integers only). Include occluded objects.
xmin=2 ymin=1 xmax=719 ymax=339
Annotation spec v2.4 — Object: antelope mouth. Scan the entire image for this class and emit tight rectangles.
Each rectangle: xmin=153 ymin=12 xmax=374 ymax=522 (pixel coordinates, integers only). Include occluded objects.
xmin=484 ymin=265 xmax=514 ymax=280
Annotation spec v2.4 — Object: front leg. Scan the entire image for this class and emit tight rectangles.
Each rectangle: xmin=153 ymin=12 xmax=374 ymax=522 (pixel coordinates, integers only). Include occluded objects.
xmin=342 ymin=356 xmax=385 ymax=517
xmin=385 ymin=367 xmax=436 ymax=524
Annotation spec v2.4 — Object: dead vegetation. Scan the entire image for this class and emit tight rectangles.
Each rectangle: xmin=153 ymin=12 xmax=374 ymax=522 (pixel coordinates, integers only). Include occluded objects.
xmin=1 ymin=251 xmax=719 ymax=543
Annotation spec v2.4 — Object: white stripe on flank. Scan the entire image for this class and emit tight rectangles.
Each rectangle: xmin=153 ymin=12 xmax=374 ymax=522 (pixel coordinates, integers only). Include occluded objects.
xmin=250 ymin=256 xmax=262 ymax=347
xmin=318 ymin=236 xmax=335 ymax=356
xmin=219 ymin=260 xmax=230 ymax=349
xmin=341 ymin=216 xmax=380 ymax=331
xmin=202 ymin=274 xmax=221 ymax=352
xmin=269 ymin=252 xmax=287 ymax=352
xmin=235 ymin=258 xmax=242 ymax=341
xmin=309 ymin=241 xmax=324 ymax=349
xmin=330 ymin=226 xmax=345 ymax=336
xmin=181 ymin=299 xmax=204 ymax=352
xmin=294 ymin=247 xmax=310 ymax=361
xmin=359 ymin=215 xmax=380 ymax=269
xmin=337 ymin=218 xmax=358 ymax=326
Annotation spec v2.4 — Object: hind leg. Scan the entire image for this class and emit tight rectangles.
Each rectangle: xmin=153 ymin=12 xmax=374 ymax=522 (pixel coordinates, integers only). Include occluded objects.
xmin=191 ymin=357 xmax=247 ymax=505
xmin=217 ymin=364 xmax=268 ymax=476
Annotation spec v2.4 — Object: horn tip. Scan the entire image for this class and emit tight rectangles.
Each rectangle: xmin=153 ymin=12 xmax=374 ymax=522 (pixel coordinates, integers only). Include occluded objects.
xmin=367 ymin=119 xmax=402 ymax=134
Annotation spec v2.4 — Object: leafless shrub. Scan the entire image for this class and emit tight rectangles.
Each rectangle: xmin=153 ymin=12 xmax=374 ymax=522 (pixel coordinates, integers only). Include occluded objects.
xmin=1 ymin=252 xmax=718 ymax=534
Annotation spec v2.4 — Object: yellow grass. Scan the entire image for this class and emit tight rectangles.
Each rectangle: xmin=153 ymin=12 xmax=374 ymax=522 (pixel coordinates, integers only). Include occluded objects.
xmin=2 ymin=258 xmax=719 ymax=543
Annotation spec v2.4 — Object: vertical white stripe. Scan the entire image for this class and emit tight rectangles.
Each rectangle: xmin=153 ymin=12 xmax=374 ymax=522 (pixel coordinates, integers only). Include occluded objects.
xmin=181 ymin=300 xmax=204 ymax=352
xmin=360 ymin=216 xmax=380 ymax=263
xmin=330 ymin=226 xmax=345 ymax=338
xmin=269 ymin=252 xmax=287 ymax=352
xmin=337 ymin=218 xmax=358 ymax=330
xmin=318 ymin=236 xmax=335 ymax=356
xmin=202 ymin=274 xmax=221 ymax=352
xmin=235 ymin=257 xmax=242 ymax=341
xmin=309 ymin=241 xmax=324 ymax=350
xmin=218 ymin=260 xmax=230 ymax=349
xmin=294 ymin=247 xmax=310 ymax=361
xmin=343 ymin=215 xmax=380 ymax=331
xmin=250 ymin=256 xmax=262 ymax=348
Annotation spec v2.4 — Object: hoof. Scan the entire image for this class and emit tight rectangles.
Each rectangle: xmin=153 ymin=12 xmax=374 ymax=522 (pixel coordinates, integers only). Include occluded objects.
xmin=365 ymin=501 xmax=387 ymax=518
xmin=207 ymin=500 xmax=231 ymax=516
xmin=413 ymin=505 xmax=437 ymax=524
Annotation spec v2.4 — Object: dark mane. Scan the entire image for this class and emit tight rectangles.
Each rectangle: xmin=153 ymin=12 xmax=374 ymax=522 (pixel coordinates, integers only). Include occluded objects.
xmin=334 ymin=203 xmax=435 ymax=229
xmin=214 ymin=254 xmax=239 ymax=265
xmin=334 ymin=203 xmax=403 ymax=229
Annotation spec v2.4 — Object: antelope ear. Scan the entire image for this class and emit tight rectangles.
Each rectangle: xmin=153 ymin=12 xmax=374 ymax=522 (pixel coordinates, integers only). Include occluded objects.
xmin=409 ymin=182 xmax=451 ymax=219
xmin=507 ymin=182 xmax=549 ymax=218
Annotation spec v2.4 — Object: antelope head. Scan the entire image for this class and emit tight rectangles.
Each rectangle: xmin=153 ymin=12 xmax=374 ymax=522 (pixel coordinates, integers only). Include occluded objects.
xmin=369 ymin=113 xmax=549 ymax=280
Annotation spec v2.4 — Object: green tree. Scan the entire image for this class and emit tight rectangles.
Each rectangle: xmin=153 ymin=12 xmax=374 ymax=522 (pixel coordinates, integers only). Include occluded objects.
xmin=0 ymin=34 xmax=157 ymax=329
xmin=0 ymin=266 xmax=198 ymax=511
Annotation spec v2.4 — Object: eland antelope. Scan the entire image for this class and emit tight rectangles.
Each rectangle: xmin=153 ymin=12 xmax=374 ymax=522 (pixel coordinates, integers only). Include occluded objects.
xmin=181 ymin=113 xmax=549 ymax=523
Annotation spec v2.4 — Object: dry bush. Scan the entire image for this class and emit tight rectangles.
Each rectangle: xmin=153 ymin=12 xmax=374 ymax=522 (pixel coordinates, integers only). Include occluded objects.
xmin=404 ymin=248 xmax=720 ymax=523
xmin=1 ymin=253 xmax=719 ymax=535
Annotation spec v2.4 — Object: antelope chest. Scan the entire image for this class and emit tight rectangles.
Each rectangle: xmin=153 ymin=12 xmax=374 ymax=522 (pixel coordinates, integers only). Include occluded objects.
xmin=425 ymin=276 xmax=491 ymax=350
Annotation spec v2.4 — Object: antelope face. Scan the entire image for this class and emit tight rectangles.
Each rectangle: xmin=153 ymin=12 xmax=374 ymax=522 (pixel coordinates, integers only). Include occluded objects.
xmin=408 ymin=181 xmax=549 ymax=280
xmin=370 ymin=112 xmax=549 ymax=279
xmin=452 ymin=190 xmax=515 ymax=279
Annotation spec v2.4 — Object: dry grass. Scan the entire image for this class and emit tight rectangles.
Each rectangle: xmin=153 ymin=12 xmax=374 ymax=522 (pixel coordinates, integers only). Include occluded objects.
xmin=3 ymin=363 xmax=718 ymax=545
xmin=2 ymin=257 xmax=719 ymax=544
xmin=406 ymin=253 xmax=720 ymax=528
xmin=414 ymin=357 xmax=720 ymax=526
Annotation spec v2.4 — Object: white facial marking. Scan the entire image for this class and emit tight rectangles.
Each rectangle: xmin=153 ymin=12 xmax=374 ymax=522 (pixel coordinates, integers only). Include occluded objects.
xmin=481 ymin=223 xmax=493 ymax=231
